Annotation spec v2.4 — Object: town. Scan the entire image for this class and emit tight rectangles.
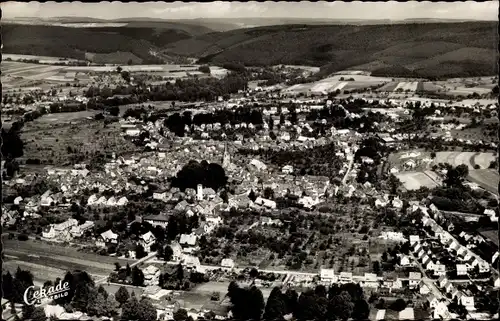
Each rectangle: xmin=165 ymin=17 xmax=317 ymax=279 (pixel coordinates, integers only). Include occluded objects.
xmin=1 ymin=2 xmax=499 ymax=321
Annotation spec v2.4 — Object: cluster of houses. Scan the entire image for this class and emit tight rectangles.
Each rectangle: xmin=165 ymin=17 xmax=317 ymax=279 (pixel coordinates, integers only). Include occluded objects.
xmin=42 ymin=218 xmax=95 ymax=242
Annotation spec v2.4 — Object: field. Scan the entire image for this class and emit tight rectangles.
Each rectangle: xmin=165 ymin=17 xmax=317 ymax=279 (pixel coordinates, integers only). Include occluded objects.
xmin=433 ymin=152 xmax=495 ymax=170
xmin=395 ymin=171 xmax=441 ymax=190
xmin=2 ymin=238 xmax=134 ymax=284
xmin=282 ymin=74 xmax=392 ymax=94
xmin=20 ymin=115 xmax=138 ymax=167
xmin=194 ymin=281 xmax=273 ymax=301
xmin=391 ymin=150 xmax=498 ymax=193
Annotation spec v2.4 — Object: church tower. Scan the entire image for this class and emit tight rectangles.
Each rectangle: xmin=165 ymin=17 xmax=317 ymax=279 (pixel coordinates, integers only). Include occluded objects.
xmin=222 ymin=142 xmax=231 ymax=169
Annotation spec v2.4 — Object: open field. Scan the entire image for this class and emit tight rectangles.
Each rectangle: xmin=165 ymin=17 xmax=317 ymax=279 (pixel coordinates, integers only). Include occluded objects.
xmin=282 ymin=74 xmax=392 ymax=94
xmin=433 ymin=152 xmax=495 ymax=169
xmin=194 ymin=281 xmax=273 ymax=301
xmin=395 ymin=171 xmax=441 ymax=190
xmin=3 ymin=53 xmax=84 ymax=64
xmin=468 ymin=169 xmax=499 ymax=195
xmin=2 ymin=238 xmax=133 ymax=283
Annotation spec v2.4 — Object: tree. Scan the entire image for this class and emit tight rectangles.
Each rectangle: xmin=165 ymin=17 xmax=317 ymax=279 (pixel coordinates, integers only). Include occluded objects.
xmin=108 ymin=106 xmax=120 ymax=117
xmin=86 ymin=289 xmax=108 ymax=317
xmin=121 ymin=71 xmax=131 ymax=83
xmin=115 ymin=262 xmax=121 ymax=271
xmin=248 ymin=189 xmax=257 ymax=202
xmin=115 ymin=286 xmax=130 ymax=306
xmin=264 ymin=287 xmax=286 ymax=320
xmin=31 ymin=307 xmax=47 ymax=321
xmin=163 ymin=245 xmax=174 ymax=261
xmin=390 ymin=298 xmax=407 ymax=312
xmin=351 ymin=300 xmax=370 ymax=320
xmin=174 ymin=308 xmax=189 ymax=321
xmin=131 ymin=266 xmax=145 ymax=286
xmin=135 ymin=244 xmax=146 ymax=259
xmin=116 ymin=66 xmax=123 ymax=73
xmin=328 ymin=292 xmax=354 ymax=321
xmin=97 ymin=285 xmax=109 ymax=300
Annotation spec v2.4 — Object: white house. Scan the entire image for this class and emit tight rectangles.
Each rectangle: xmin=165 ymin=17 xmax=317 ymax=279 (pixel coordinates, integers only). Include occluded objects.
xmin=409 ymin=272 xmax=422 ymax=289
xmin=339 ymin=272 xmax=353 ymax=283
xmin=254 ymin=197 xmax=277 ymax=209
xmin=400 ymin=255 xmax=411 ymax=266
xmin=320 ymin=269 xmax=336 ymax=283
xmin=69 ymin=221 xmax=94 ymax=238
xmin=142 ymin=265 xmax=161 ymax=286
xmin=221 ymin=258 xmax=235 ymax=269
xmin=461 ymin=296 xmax=475 ymax=311
xmin=139 ymin=231 xmax=156 ymax=252
xmin=96 ymin=230 xmax=118 ymax=247
xmin=179 ymin=233 xmax=197 ymax=247
xmin=456 ymin=264 xmax=468 ymax=276
xmin=434 ymin=264 xmax=446 ymax=276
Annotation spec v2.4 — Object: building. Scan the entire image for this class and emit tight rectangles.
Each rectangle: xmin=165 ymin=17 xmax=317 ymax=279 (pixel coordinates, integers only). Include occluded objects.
xmin=143 ymin=265 xmax=161 ymax=286
xmin=96 ymin=230 xmax=118 ymax=247
xmin=409 ymin=272 xmax=421 ymax=289
xmin=144 ymin=214 xmax=170 ymax=228
xmin=320 ymin=269 xmax=336 ymax=283
xmin=69 ymin=221 xmax=95 ymax=238
xmin=179 ymin=233 xmax=197 ymax=247
xmin=139 ymin=231 xmax=156 ymax=252
xmin=339 ymin=272 xmax=353 ymax=283
xmin=221 ymin=258 xmax=235 ymax=269
xmin=456 ymin=264 xmax=468 ymax=276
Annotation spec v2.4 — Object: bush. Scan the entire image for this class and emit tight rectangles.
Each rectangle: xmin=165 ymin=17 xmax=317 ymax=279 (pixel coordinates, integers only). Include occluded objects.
xmin=17 ymin=234 xmax=29 ymax=241
xmin=474 ymin=164 xmax=481 ymax=169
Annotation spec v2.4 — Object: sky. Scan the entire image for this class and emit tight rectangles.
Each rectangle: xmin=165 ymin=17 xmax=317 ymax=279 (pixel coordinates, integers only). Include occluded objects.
xmin=2 ymin=1 xmax=498 ymax=21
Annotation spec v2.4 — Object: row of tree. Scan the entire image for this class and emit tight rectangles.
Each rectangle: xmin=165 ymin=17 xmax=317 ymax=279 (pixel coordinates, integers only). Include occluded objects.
xmin=227 ymin=282 xmax=371 ymax=321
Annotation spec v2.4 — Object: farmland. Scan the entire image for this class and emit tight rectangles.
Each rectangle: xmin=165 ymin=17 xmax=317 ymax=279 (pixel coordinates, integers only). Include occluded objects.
xmin=282 ymin=74 xmax=392 ymax=95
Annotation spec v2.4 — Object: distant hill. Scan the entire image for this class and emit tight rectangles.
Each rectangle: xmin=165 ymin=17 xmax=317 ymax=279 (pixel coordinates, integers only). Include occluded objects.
xmin=2 ymin=21 xmax=497 ymax=78
xmin=167 ymin=22 xmax=498 ymax=78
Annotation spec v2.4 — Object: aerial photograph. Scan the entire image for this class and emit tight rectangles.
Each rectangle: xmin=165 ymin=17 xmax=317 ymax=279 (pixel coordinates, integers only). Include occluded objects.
xmin=0 ymin=1 xmax=498 ymax=321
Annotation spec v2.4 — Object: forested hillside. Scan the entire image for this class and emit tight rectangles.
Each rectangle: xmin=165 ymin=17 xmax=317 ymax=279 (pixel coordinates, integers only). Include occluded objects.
xmin=3 ymin=21 xmax=497 ymax=78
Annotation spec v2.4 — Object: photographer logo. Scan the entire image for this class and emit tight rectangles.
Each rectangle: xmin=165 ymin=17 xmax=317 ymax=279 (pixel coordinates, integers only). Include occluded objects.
xmin=24 ymin=281 xmax=70 ymax=305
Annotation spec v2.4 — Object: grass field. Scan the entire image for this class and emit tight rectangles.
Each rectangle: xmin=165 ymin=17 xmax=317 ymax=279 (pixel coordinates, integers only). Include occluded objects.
xmin=395 ymin=171 xmax=441 ymax=190
xmin=282 ymin=74 xmax=391 ymax=94
xmin=2 ymin=238 xmax=133 ymax=284
xmin=433 ymin=152 xmax=495 ymax=170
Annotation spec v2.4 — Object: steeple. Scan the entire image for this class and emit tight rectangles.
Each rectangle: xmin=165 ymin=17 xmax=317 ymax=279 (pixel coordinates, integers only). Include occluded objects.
xmin=222 ymin=141 xmax=231 ymax=169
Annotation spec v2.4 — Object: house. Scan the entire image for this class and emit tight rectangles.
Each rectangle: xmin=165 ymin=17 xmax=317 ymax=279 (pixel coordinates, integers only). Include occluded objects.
xmin=409 ymin=272 xmax=421 ymax=289
xmin=320 ymin=269 xmax=336 ymax=283
xmin=456 ymin=264 xmax=468 ymax=276
xmin=339 ymin=272 xmax=352 ymax=283
xmin=438 ymin=275 xmax=449 ymax=288
xmin=494 ymin=277 xmax=500 ymax=288
xmin=461 ymin=296 xmax=475 ymax=311
xmin=69 ymin=221 xmax=94 ymax=238
xmin=427 ymin=295 xmax=439 ymax=309
xmin=375 ymin=309 xmax=386 ymax=320
xmin=254 ymin=197 xmax=277 ymax=209
xmin=434 ymin=264 xmax=446 ymax=276
xmin=433 ymin=301 xmax=451 ymax=320
xmin=183 ymin=255 xmax=201 ymax=270
xmin=400 ymin=255 xmax=411 ymax=266
xmin=166 ymin=242 xmax=182 ymax=262
xmin=419 ymin=284 xmax=431 ymax=295
xmin=409 ymin=235 xmax=420 ymax=245
xmin=363 ymin=273 xmax=378 ymax=288
xmin=96 ymin=230 xmax=118 ymax=247
xmin=139 ymin=232 xmax=156 ymax=252
xmin=478 ymin=261 xmax=490 ymax=273
xmin=221 ymin=258 xmax=235 ymax=269
xmin=398 ymin=307 xmax=414 ymax=320
xmin=144 ymin=214 xmax=170 ymax=228
xmin=179 ymin=233 xmax=197 ymax=247
xmin=142 ymin=265 xmax=161 ymax=286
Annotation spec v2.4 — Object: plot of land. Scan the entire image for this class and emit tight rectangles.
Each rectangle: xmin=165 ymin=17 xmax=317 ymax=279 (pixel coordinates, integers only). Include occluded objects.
xmin=395 ymin=171 xmax=441 ymax=190
xmin=282 ymin=75 xmax=391 ymax=94
xmin=433 ymin=152 xmax=495 ymax=170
